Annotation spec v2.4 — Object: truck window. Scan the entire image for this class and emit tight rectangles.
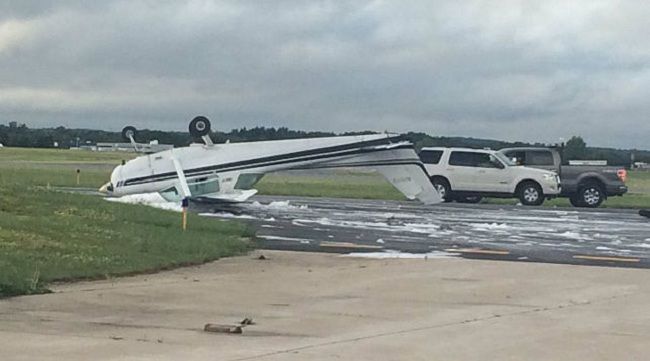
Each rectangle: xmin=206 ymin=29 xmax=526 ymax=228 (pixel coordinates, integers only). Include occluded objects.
xmin=449 ymin=151 xmax=498 ymax=168
xmin=503 ymin=151 xmax=526 ymax=165
xmin=419 ymin=150 xmax=443 ymax=164
xmin=527 ymin=151 xmax=554 ymax=166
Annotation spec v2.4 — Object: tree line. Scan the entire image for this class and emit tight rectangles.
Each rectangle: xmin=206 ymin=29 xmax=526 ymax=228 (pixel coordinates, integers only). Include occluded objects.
xmin=1 ymin=123 xmax=648 ymax=166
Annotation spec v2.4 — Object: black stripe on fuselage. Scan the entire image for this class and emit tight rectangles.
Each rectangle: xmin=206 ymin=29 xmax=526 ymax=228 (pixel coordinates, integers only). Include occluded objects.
xmin=122 ymin=137 xmax=406 ymax=187
xmin=292 ymin=159 xmax=429 ymax=174
xmin=122 ymin=142 xmax=417 ymax=187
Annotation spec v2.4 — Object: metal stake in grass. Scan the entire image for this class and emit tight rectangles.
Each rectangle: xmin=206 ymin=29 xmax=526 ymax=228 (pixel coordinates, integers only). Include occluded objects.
xmin=76 ymin=168 xmax=80 ymax=185
xmin=182 ymin=197 xmax=189 ymax=230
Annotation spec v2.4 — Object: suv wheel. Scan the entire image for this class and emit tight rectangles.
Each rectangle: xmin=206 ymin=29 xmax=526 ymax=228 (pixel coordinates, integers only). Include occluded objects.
xmin=518 ymin=182 xmax=544 ymax=206
xmin=577 ymin=182 xmax=604 ymax=208
xmin=431 ymin=178 xmax=452 ymax=203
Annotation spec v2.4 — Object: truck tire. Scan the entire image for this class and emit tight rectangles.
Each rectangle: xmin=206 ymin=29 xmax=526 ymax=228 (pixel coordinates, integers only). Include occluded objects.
xmin=576 ymin=181 xmax=604 ymax=208
xmin=569 ymin=194 xmax=584 ymax=207
xmin=518 ymin=181 xmax=544 ymax=206
xmin=430 ymin=177 xmax=452 ymax=203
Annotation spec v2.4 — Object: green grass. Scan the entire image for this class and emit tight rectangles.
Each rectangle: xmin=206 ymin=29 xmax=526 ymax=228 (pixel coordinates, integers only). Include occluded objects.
xmin=0 ymin=147 xmax=134 ymax=162
xmin=257 ymin=172 xmax=405 ymax=200
xmin=0 ymin=148 xmax=249 ymax=297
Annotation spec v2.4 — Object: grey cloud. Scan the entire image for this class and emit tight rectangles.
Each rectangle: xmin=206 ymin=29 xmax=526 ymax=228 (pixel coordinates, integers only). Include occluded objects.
xmin=1 ymin=0 xmax=649 ymax=148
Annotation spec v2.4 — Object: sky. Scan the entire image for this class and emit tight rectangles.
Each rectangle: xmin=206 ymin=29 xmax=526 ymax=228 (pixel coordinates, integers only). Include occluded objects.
xmin=0 ymin=0 xmax=649 ymax=149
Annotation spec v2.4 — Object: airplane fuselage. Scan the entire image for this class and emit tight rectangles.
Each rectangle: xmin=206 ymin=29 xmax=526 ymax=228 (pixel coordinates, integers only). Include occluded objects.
xmin=103 ymin=133 xmax=439 ymax=203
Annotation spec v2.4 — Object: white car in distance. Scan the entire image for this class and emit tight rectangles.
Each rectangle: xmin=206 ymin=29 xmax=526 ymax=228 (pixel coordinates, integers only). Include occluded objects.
xmin=419 ymin=147 xmax=561 ymax=206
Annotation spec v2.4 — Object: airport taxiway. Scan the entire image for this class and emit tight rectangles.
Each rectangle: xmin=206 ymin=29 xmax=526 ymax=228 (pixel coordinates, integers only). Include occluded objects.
xmin=194 ymin=196 xmax=650 ymax=268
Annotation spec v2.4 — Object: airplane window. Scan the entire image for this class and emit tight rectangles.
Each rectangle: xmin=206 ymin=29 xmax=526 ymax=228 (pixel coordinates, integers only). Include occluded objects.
xmin=235 ymin=174 xmax=265 ymax=189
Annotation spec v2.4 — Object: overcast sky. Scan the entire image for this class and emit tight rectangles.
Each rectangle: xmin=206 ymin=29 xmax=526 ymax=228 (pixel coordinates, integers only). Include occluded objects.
xmin=1 ymin=1 xmax=649 ymax=148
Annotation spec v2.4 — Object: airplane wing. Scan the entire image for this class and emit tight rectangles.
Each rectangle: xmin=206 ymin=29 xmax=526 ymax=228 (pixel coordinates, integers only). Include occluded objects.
xmin=292 ymin=141 xmax=442 ymax=204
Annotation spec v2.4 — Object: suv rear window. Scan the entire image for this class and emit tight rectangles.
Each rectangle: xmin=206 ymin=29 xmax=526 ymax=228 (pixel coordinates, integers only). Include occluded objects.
xmin=419 ymin=150 xmax=443 ymax=164
xmin=449 ymin=151 xmax=496 ymax=168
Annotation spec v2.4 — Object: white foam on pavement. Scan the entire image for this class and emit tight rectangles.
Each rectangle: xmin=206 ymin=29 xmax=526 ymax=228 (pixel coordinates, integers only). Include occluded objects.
xmin=199 ymin=212 xmax=257 ymax=220
xmin=258 ymin=235 xmax=312 ymax=244
xmin=251 ymin=201 xmax=308 ymax=210
xmin=105 ymin=193 xmax=182 ymax=212
xmin=470 ymin=223 xmax=511 ymax=230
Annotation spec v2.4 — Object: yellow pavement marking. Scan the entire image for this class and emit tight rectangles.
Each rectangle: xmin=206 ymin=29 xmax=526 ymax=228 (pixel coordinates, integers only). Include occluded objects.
xmin=573 ymin=255 xmax=640 ymax=263
xmin=320 ymin=241 xmax=383 ymax=250
xmin=445 ymin=248 xmax=510 ymax=255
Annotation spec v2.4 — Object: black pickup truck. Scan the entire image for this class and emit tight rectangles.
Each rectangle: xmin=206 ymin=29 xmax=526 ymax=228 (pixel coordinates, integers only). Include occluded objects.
xmin=499 ymin=147 xmax=628 ymax=208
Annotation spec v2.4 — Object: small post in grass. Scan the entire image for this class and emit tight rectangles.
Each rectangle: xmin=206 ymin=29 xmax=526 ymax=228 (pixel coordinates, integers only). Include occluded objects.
xmin=76 ymin=169 xmax=81 ymax=185
xmin=182 ymin=197 xmax=189 ymax=231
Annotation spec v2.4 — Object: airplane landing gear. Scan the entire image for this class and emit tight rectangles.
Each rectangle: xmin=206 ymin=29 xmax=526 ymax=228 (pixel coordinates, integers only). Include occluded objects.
xmin=189 ymin=116 xmax=212 ymax=138
xmin=121 ymin=126 xmax=137 ymax=142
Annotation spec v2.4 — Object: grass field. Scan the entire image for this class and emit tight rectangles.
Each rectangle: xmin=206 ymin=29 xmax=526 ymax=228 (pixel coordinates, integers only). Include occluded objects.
xmin=0 ymin=148 xmax=249 ymax=297
xmin=256 ymin=171 xmax=404 ymax=200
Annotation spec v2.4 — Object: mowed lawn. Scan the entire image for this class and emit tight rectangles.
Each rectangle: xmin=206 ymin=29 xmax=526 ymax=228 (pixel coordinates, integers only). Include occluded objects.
xmin=0 ymin=148 xmax=250 ymax=297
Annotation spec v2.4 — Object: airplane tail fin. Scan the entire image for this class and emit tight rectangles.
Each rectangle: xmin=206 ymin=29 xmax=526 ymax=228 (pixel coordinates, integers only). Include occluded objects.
xmin=295 ymin=141 xmax=442 ymax=204
xmin=375 ymin=163 xmax=442 ymax=204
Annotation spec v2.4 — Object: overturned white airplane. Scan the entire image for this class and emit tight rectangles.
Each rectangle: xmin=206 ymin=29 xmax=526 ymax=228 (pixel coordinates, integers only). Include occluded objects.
xmin=100 ymin=117 xmax=441 ymax=204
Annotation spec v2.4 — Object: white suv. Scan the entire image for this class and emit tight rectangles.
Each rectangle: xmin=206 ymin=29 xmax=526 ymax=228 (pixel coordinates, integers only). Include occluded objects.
xmin=419 ymin=147 xmax=561 ymax=206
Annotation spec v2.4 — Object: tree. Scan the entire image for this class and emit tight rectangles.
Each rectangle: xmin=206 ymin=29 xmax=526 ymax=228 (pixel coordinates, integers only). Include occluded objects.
xmin=564 ymin=136 xmax=587 ymax=161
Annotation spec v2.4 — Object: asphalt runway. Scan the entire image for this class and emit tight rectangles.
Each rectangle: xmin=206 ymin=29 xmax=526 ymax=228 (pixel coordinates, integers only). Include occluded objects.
xmin=194 ymin=196 xmax=650 ymax=268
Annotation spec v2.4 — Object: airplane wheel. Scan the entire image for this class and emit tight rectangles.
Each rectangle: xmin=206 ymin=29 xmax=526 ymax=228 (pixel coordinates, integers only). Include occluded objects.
xmin=189 ymin=116 xmax=211 ymax=137
xmin=121 ymin=126 xmax=137 ymax=141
